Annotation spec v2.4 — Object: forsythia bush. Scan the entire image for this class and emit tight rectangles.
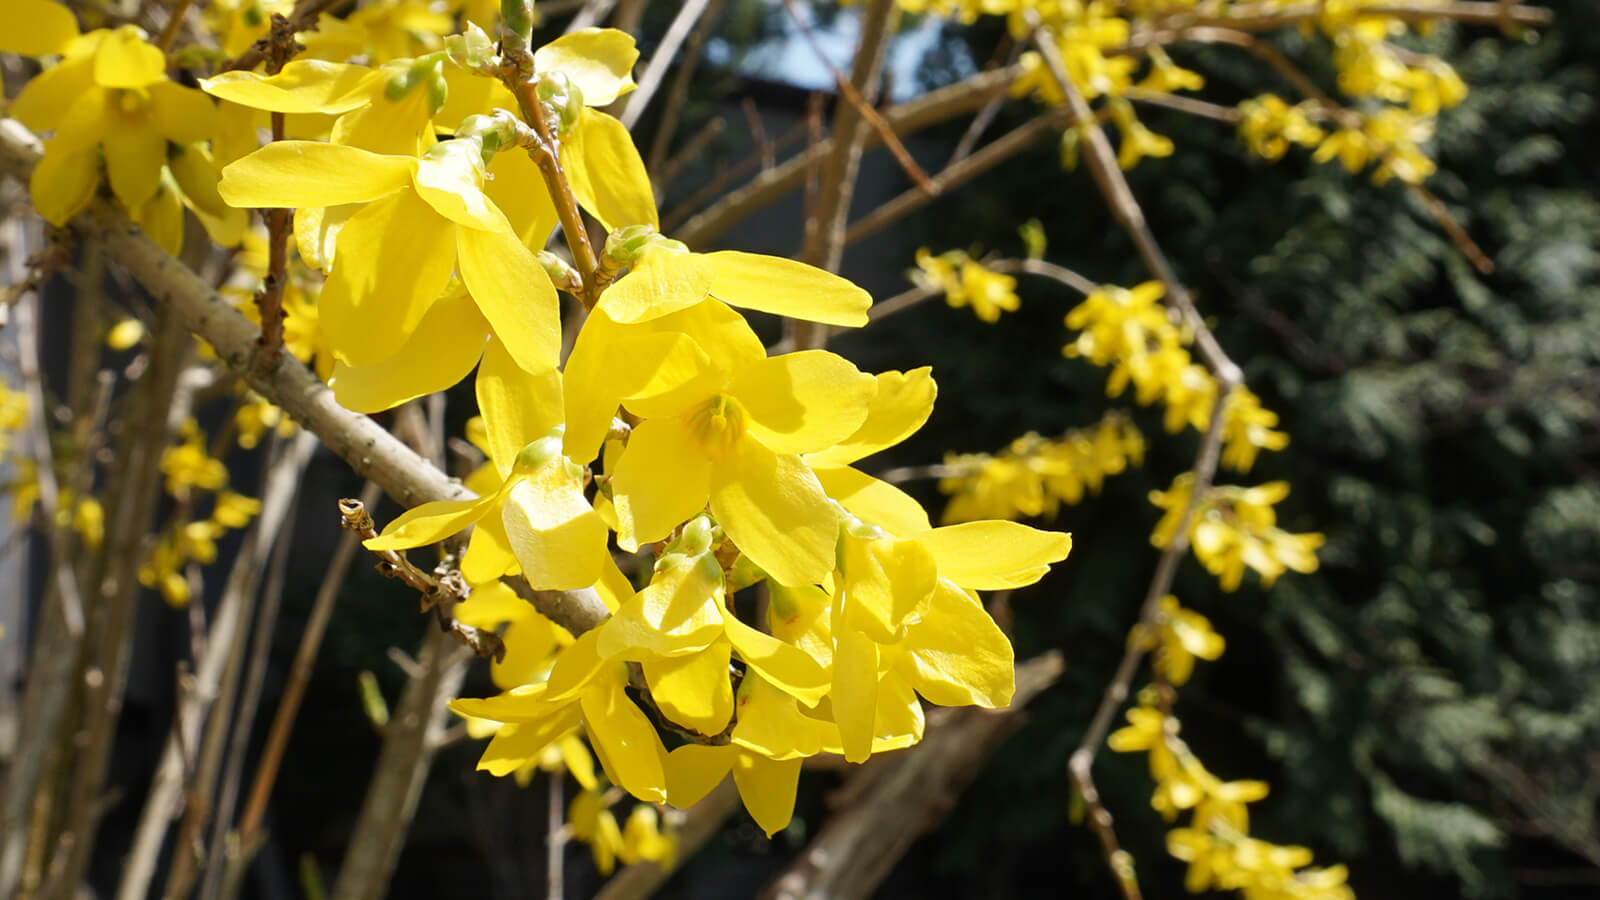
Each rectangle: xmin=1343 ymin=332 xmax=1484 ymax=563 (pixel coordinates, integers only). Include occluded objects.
xmin=0 ymin=0 xmax=1537 ymax=895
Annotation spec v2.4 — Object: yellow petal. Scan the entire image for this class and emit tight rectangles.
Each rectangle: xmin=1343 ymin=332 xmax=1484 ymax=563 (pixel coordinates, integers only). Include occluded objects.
xmin=200 ymin=60 xmax=379 ymax=114
xmin=293 ymin=202 xmax=358 ymax=273
xmin=218 ymin=141 xmax=414 ymax=209
xmin=318 ymin=190 xmax=455 ymax=366
xmin=484 ymin=148 xmax=558 ymax=248
xmin=93 ymin=26 xmax=164 ymax=90
xmin=2 ymin=0 xmax=80 ymax=56
xmin=434 ymin=66 xmax=518 ymax=132
xmin=102 ymin=117 xmax=165 ymax=209
xmin=843 ymin=534 xmax=937 ymax=644
xmin=729 ymin=672 xmax=825 ymax=759
xmin=561 ymin=310 xmax=714 ymax=465
xmin=476 ymin=708 xmax=583 ymax=776
xmin=643 ymin=641 xmax=734 ymax=735
xmin=131 ymin=181 xmax=184 ymax=256
xmin=461 ymin=512 xmax=519 ymax=584
xmin=563 ymin=109 xmax=657 ymax=231
xmin=534 ymin=28 xmax=639 ymax=107
xmin=814 ymin=466 xmax=931 ymax=535
xmin=363 ymin=492 xmax=497 ymax=551
xmin=329 ymin=285 xmax=489 ymax=413
xmin=730 ymin=753 xmax=803 ymax=837
xmin=545 ymin=629 xmax=608 ymax=702
xmin=901 ymin=580 xmax=1014 ymax=708
xmin=831 ymin=626 xmax=878 ymax=763
xmin=147 ymin=82 xmax=219 ymax=145
xmin=10 ymin=54 xmax=95 ymax=131
xmin=414 ymin=141 xmax=508 ymax=231
xmin=581 ymin=680 xmax=668 ymax=802
xmin=329 ymin=85 xmax=436 ymax=157
xmin=806 ymin=368 xmax=936 ymax=467
xmin=168 ymin=144 xmax=227 ymax=218
xmin=475 ymin=338 xmax=564 ymax=478
xmin=730 ymin=350 xmax=876 ymax=455
xmin=664 ymin=744 xmax=733 ymax=809
xmin=596 ymin=248 xmax=710 ymax=324
xmin=29 ymin=137 xmax=100 ymax=226
xmin=455 ymin=225 xmax=562 ymax=374
xmin=597 ymin=556 xmax=724 ymax=660
xmin=722 ymin=610 xmax=829 ymax=705
xmin=647 ymin=299 xmax=766 ymax=377
xmin=708 ymin=440 xmax=836 ymax=587
xmin=501 ymin=469 xmax=608 ymax=591
xmin=702 ymin=251 xmax=872 ymax=327
xmin=611 ymin=419 xmax=712 ymax=550
xmin=916 ymin=521 xmax=1072 ymax=590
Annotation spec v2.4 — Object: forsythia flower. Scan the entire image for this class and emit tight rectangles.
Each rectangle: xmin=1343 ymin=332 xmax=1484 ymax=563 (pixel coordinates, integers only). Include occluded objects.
xmin=912 ymin=248 xmax=1021 ymax=323
xmin=12 ymin=27 xmax=224 ymax=248
xmin=939 ymin=413 xmax=1144 ymax=522
xmin=3 ymin=0 xmax=79 ymax=56
xmin=1149 ymin=475 xmax=1325 ymax=592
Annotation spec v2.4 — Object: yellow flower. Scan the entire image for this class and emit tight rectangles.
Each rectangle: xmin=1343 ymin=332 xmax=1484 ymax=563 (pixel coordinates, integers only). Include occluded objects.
xmin=13 ymin=27 xmax=220 ymax=236
xmin=365 ymin=354 xmax=607 ymax=592
xmin=566 ymin=299 xmax=876 ymax=587
xmin=220 ymin=137 xmax=561 ymax=379
xmin=2 ymin=0 xmax=79 ymax=56
xmin=161 ymin=419 xmax=228 ymax=499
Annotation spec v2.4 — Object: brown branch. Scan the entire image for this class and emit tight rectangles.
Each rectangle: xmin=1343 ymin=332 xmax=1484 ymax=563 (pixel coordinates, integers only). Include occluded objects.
xmin=1026 ymin=16 xmax=1243 ymax=900
xmin=844 ymin=109 xmax=1070 ymax=248
xmin=645 ymin=0 xmax=729 ymax=175
xmin=792 ymin=0 xmax=899 ymax=350
xmin=673 ymin=63 xmax=1023 ymax=247
xmin=253 ymin=17 xmax=307 ymax=373
xmin=501 ymin=55 xmax=605 ymax=310
xmin=154 ymin=0 xmax=195 ymax=53
xmin=592 ymin=780 xmax=741 ymax=900
xmin=618 ymin=0 xmax=715 ymax=131
xmin=761 ymin=653 xmax=1064 ymax=899
xmin=222 ymin=0 xmax=347 ymax=72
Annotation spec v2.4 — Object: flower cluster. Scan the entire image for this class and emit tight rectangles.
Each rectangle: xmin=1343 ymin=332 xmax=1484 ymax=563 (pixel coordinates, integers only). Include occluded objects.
xmin=937 ymin=413 xmax=1144 ymax=523
xmin=139 ymin=419 xmax=262 ymax=606
xmin=1110 ymin=597 xmax=1352 ymax=900
xmin=911 ymin=248 xmax=1021 ymax=323
xmin=172 ymin=16 xmax=1072 ymax=839
xmin=1064 ymin=281 xmax=1289 ymax=473
xmin=1149 ymin=474 xmax=1324 ymax=593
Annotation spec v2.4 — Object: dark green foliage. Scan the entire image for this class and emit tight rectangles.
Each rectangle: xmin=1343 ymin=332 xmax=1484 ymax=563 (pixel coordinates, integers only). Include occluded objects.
xmin=858 ymin=4 xmax=1600 ymax=898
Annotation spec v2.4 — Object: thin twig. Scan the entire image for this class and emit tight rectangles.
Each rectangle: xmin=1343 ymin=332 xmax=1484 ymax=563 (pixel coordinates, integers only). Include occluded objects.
xmin=844 ymin=109 xmax=1071 ymax=249
xmin=793 ymin=0 xmax=899 ymax=350
xmin=619 ymin=0 xmax=714 ymax=131
xmin=222 ymin=0 xmax=346 ymax=72
xmin=1027 ymin=16 xmax=1242 ymax=899
xmin=154 ymin=0 xmax=196 ymax=53
xmin=546 ymin=772 xmax=564 ymax=900
xmin=646 ymin=0 xmax=730 ymax=177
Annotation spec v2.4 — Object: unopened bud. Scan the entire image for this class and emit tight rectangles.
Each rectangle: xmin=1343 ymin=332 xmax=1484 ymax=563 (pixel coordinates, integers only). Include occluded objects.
xmin=603 ymin=226 xmax=687 ymax=266
xmin=446 ymin=22 xmax=496 ymax=71
xmin=534 ymin=250 xmax=582 ymax=293
xmin=500 ymin=0 xmax=534 ymax=45
xmin=535 ymin=72 xmax=584 ymax=137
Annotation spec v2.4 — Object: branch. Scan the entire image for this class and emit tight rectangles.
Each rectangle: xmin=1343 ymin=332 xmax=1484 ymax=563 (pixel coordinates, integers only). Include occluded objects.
xmin=0 ymin=120 xmax=611 ymax=638
xmin=618 ymin=0 xmax=715 ymax=131
xmin=673 ymin=64 xmax=1023 ymax=247
xmin=1026 ymin=17 xmax=1242 ymax=899
xmin=761 ymin=653 xmax=1064 ymax=899
xmin=221 ymin=0 xmax=346 ymax=72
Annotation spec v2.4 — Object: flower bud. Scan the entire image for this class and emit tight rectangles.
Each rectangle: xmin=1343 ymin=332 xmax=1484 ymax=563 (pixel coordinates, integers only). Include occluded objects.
xmin=446 ymin=22 xmax=496 ymax=71
xmin=535 ymin=72 xmax=584 ymax=137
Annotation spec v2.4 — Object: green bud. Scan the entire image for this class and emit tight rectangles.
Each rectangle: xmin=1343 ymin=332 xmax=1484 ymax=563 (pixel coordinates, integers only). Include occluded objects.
xmin=500 ymin=0 xmax=534 ymax=44
xmin=425 ymin=63 xmax=449 ymax=115
xmin=535 ymin=250 xmax=582 ymax=293
xmin=603 ymin=226 xmax=689 ymax=265
xmin=535 ymin=73 xmax=584 ymax=137
xmin=242 ymin=1 xmax=265 ymax=27
xmin=446 ymin=22 xmax=496 ymax=71
xmin=510 ymin=430 xmax=566 ymax=476
xmin=384 ymin=65 xmax=422 ymax=103
xmin=725 ymin=554 xmax=766 ymax=593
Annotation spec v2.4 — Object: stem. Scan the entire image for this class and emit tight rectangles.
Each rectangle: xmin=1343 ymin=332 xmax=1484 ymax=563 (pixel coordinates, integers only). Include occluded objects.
xmin=1026 ymin=15 xmax=1243 ymax=899
xmin=155 ymin=0 xmax=195 ymax=53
